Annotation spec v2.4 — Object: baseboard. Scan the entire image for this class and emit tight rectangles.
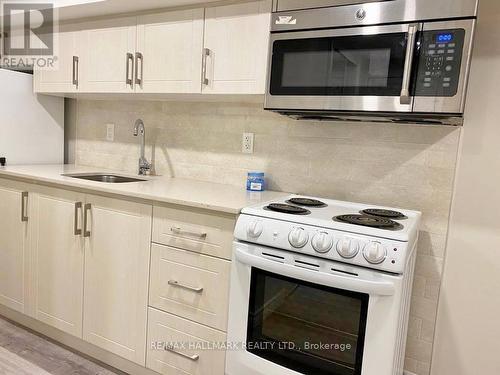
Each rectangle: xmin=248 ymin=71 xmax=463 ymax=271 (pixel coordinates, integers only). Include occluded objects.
xmin=0 ymin=305 xmax=158 ymax=375
xmin=404 ymin=371 xmax=418 ymax=375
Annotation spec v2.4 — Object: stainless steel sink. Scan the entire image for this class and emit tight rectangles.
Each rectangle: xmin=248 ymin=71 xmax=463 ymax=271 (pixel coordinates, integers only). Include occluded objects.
xmin=62 ymin=173 xmax=147 ymax=183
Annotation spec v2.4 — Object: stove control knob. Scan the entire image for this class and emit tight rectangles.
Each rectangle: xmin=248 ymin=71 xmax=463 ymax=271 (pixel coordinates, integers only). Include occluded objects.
xmin=336 ymin=238 xmax=359 ymax=259
xmin=247 ymin=220 xmax=263 ymax=238
xmin=311 ymin=232 xmax=333 ymax=253
xmin=363 ymin=242 xmax=387 ymax=264
xmin=288 ymin=227 xmax=309 ymax=248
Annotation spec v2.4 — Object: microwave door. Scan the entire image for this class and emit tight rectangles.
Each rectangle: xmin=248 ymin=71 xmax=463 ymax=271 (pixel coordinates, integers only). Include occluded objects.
xmin=265 ymin=23 xmax=419 ymax=114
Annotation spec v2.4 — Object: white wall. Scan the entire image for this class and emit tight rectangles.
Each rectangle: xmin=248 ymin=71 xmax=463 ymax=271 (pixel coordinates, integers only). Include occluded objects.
xmin=431 ymin=0 xmax=500 ymax=373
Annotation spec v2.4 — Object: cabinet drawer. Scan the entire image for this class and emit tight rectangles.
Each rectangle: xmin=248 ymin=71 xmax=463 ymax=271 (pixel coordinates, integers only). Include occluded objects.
xmin=149 ymin=244 xmax=231 ymax=331
xmin=147 ymin=307 xmax=226 ymax=375
xmin=152 ymin=205 xmax=235 ymax=259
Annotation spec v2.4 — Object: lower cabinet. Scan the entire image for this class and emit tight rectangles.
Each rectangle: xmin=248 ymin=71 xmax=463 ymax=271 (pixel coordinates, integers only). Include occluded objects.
xmin=149 ymin=244 xmax=231 ymax=331
xmin=147 ymin=307 xmax=227 ymax=375
xmin=31 ymin=186 xmax=86 ymax=337
xmin=0 ymin=179 xmax=31 ymax=314
xmin=0 ymin=178 xmax=233 ymax=373
xmin=83 ymin=194 xmax=152 ymax=365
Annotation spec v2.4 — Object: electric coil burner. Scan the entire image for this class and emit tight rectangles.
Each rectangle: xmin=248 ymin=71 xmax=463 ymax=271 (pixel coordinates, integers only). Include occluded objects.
xmin=266 ymin=203 xmax=311 ymax=215
xmin=361 ymin=208 xmax=407 ymax=220
xmin=286 ymin=197 xmax=327 ymax=207
xmin=334 ymin=214 xmax=403 ymax=230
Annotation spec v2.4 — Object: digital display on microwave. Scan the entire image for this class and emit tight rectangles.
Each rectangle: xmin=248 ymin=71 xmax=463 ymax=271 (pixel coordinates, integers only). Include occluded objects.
xmin=437 ymin=33 xmax=454 ymax=43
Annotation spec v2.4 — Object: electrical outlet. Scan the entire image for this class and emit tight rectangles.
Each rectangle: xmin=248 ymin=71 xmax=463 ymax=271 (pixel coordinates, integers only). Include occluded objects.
xmin=242 ymin=133 xmax=254 ymax=154
xmin=106 ymin=123 xmax=115 ymax=142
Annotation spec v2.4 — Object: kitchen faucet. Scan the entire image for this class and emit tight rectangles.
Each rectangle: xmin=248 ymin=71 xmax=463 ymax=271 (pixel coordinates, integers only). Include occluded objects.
xmin=133 ymin=119 xmax=152 ymax=175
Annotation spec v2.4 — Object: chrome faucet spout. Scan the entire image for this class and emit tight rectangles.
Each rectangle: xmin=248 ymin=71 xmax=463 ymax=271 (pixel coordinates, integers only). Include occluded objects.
xmin=133 ymin=119 xmax=152 ymax=175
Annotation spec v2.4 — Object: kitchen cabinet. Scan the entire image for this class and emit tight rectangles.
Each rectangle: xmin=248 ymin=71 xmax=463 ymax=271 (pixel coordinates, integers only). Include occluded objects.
xmin=147 ymin=307 xmax=226 ymax=375
xmin=34 ymin=27 xmax=82 ymax=93
xmin=82 ymin=194 xmax=152 ymax=365
xmin=0 ymin=174 xmax=242 ymax=374
xmin=80 ymin=17 xmax=137 ymax=93
xmin=152 ymin=204 xmax=234 ymax=260
xmin=203 ymin=0 xmax=271 ymax=94
xmin=34 ymin=1 xmax=271 ymax=96
xmin=30 ymin=186 xmax=85 ymax=337
xmin=149 ymin=244 xmax=231 ymax=331
xmin=0 ymin=179 xmax=31 ymax=314
xmin=136 ymin=9 xmax=205 ymax=93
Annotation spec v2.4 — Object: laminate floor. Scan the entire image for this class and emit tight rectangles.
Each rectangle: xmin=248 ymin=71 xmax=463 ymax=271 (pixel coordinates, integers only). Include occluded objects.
xmin=0 ymin=316 xmax=124 ymax=375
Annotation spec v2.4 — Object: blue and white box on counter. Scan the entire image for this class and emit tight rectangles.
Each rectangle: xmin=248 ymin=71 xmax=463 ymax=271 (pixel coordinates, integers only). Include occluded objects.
xmin=247 ymin=172 xmax=265 ymax=192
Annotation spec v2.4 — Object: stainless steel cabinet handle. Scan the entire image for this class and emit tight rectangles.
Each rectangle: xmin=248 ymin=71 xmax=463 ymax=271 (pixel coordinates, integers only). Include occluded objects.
xmin=74 ymin=202 xmax=82 ymax=236
xmin=201 ymin=48 xmax=210 ymax=86
xmin=72 ymin=56 xmax=79 ymax=88
xmin=165 ymin=346 xmax=200 ymax=362
xmin=170 ymin=226 xmax=207 ymax=239
xmin=168 ymin=280 xmax=204 ymax=293
xmin=83 ymin=203 xmax=91 ymax=238
xmin=400 ymin=23 xmax=419 ymax=105
xmin=21 ymin=192 xmax=28 ymax=222
xmin=126 ymin=52 xmax=134 ymax=87
xmin=135 ymin=52 xmax=143 ymax=87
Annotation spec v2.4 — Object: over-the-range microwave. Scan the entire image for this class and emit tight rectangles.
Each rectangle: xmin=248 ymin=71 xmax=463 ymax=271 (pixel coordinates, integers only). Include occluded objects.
xmin=265 ymin=0 xmax=478 ymax=125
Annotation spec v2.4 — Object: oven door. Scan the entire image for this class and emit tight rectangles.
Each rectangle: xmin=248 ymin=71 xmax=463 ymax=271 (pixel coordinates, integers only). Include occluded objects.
xmin=226 ymin=242 xmax=404 ymax=375
xmin=265 ymin=23 xmax=420 ymax=114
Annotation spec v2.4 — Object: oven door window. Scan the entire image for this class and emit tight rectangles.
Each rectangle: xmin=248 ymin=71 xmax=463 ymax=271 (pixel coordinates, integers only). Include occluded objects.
xmin=270 ymin=32 xmax=407 ymax=96
xmin=247 ymin=269 xmax=369 ymax=375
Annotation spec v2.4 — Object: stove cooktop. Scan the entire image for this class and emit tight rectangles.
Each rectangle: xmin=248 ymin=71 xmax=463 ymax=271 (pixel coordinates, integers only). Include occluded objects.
xmin=242 ymin=195 xmax=421 ymax=243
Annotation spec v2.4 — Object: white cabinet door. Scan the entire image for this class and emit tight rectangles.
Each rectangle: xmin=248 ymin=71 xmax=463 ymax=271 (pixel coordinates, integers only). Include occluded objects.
xmin=33 ymin=24 xmax=86 ymax=93
xmin=81 ymin=18 xmax=137 ymax=93
xmin=203 ymin=0 xmax=271 ymax=94
xmin=0 ymin=179 xmax=31 ymax=314
xmin=34 ymin=29 xmax=82 ymax=93
xmin=83 ymin=194 xmax=152 ymax=365
xmin=30 ymin=186 xmax=85 ymax=337
xmin=136 ymin=9 xmax=204 ymax=93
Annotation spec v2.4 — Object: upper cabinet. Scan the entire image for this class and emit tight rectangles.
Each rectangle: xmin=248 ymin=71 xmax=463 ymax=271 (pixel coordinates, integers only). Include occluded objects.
xmin=34 ymin=0 xmax=271 ymax=96
xmin=81 ymin=18 xmax=137 ymax=93
xmin=136 ymin=9 xmax=204 ymax=93
xmin=34 ymin=26 xmax=83 ymax=93
xmin=203 ymin=0 xmax=271 ymax=94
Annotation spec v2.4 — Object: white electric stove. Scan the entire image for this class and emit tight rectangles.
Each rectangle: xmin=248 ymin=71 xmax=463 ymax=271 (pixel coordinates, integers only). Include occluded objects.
xmin=226 ymin=195 xmax=421 ymax=375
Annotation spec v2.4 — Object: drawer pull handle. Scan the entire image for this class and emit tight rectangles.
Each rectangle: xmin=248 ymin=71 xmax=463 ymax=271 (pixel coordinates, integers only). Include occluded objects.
xmin=166 ymin=346 xmax=200 ymax=361
xmin=168 ymin=280 xmax=204 ymax=293
xmin=170 ymin=226 xmax=207 ymax=239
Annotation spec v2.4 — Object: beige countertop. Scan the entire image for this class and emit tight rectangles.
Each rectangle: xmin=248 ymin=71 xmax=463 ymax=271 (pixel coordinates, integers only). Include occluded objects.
xmin=0 ymin=164 xmax=289 ymax=215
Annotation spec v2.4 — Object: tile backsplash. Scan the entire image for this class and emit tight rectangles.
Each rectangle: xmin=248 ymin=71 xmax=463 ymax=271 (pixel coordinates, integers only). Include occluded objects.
xmin=73 ymin=99 xmax=460 ymax=375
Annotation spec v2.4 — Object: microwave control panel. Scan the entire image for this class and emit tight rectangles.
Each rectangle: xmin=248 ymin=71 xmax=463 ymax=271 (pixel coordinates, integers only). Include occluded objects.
xmin=415 ymin=29 xmax=465 ymax=97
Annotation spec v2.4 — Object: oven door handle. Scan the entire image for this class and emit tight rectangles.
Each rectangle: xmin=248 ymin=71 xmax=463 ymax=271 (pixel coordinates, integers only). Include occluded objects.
xmin=235 ymin=248 xmax=395 ymax=296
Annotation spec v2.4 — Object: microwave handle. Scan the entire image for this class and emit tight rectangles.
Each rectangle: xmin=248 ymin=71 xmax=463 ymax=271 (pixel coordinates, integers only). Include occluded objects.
xmin=400 ymin=24 xmax=419 ymax=105
xmin=234 ymin=247 xmax=395 ymax=296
